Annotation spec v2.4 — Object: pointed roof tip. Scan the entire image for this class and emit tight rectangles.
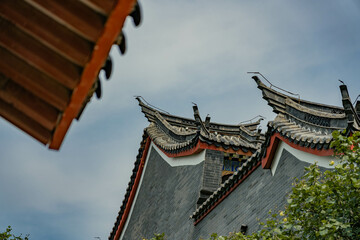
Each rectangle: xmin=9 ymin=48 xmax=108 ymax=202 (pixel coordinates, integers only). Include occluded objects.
xmin=192 ymin=104 xmax=199 ymax=114
xmin=252 ymin=75 xmax=262 ymax=85
xmin=134 ymin=95 xmax=143 ymax=104
xmin=339 ymin=84 xmax=360 ymax=130
xmin=339 ymin=84 xmax=350 ymax=100
xmin=338 ymin=79 xmax=345 ymax=85
xmin=254 ymin=118 xmax=264 ymax=126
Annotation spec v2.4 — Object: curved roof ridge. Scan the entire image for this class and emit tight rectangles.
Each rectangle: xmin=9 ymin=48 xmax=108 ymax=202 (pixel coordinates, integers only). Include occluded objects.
xmin=252 ymin=75 xmax=344 ymax=114
xmin=153 ymin=111 xmax=196 ymax=137
xmin=136 ymin=96 xmax=263 ymax=134
xmin=137 ymin=97 xmax=264 ymax=154
xmin=285 ymin=98 xmax=345 ymax=119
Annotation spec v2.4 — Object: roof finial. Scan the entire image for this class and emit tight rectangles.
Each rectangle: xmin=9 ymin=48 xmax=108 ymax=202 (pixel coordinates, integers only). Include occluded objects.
xmin=338 ymin=79 xmax=345 ymax=85
xmin=135 ymin=96 xmax=170 ymax=114
xmin=249 ymin=72 xmax=301 ymax=103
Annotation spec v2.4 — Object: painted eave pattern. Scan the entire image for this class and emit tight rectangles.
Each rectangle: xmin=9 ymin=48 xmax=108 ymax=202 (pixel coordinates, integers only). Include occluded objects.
xmin=138 ymin=97 xmax=264 ymax=154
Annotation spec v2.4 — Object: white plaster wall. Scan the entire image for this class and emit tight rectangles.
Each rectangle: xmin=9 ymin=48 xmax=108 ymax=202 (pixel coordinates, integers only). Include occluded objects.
xmin=271 ymin=141 xmax=337 ymax=176
xmin=152 ymin=142 xmax=206 ymax=167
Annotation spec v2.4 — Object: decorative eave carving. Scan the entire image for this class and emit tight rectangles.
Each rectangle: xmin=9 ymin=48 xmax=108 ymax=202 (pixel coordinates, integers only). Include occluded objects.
xmin=253 ymin=76 xmax=345 ymax=115
xmin=253 ymin=75 xmax=359 ymax=134
xmin=255 ymin=75 xmax=359 ymax=171
xmin=137 ymin=97 xmax=264 ymax=155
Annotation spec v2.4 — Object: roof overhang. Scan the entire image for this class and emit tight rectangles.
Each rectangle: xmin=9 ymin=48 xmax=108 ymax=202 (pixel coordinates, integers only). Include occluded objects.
xmin=261 ymin=132 xmax=334 ymax=169
xmin=0 ymin=0 xmax=138 ymax=150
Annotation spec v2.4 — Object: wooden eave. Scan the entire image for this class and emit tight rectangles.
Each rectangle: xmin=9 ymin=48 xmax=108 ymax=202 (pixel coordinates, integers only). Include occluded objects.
xmin=0 ymin=0 xmax=137 ymax=150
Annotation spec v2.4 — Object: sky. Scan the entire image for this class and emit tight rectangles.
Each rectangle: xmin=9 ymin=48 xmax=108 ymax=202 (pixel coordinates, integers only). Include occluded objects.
xmin=1 ymin=1 xmax=360 ymax=239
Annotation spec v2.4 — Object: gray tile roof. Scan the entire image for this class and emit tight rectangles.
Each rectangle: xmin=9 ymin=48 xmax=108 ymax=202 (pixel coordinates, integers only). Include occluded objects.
xmin=137 ymin=97 xmax=264 ymax=154
xmin=266 ymin=114 xmax=333 ymax=150
xmin=110 ymin=98 xmax=266 ymax=238
xmin=191 ymin=77 xmax=360 ymax=223
xmin=253 ymin=75 xmax=360 ymax=137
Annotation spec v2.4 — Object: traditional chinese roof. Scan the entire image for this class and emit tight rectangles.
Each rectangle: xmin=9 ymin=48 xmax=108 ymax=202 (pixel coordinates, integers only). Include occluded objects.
xmin=253 ymin=76 xmax=360 ymax=150
xmin=0 ymin=0 xmax=141 ymax=149
xmin=109 ymin=98 xmax=265 ymax=239
xmin=191 ymin=76 xmax=360 ymax=224
xmin=137 ymin=97 xmax=265 ymax=155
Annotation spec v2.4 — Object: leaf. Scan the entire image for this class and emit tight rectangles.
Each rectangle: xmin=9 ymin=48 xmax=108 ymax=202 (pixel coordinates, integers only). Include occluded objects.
xmin=319 ymin=229 xmax=328 ymax=236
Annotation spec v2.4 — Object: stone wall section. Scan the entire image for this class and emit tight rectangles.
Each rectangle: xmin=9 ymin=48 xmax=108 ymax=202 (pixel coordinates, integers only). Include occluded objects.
xmin=192 ymin=149 xmax=310 ymax=239
xmin=122 ymin=147 xmax=316 ymax=240
xmin=197 ymin=150 xmax=223 ymax=207
xmin=121 ymin=147 xmax=204 ymax=240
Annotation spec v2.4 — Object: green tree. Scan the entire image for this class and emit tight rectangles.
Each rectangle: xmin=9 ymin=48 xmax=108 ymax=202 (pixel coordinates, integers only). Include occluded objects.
xmin=0 ymin=226 xmax=29 ymax=240
xmin=209 ymin=131 xmax=360 ymax=240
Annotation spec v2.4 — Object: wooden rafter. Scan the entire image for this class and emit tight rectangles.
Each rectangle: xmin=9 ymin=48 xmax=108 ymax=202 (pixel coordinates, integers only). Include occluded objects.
xmin=26 ymin=0 xmax=105 ymax=41
xmin=0 ymin=0 xmax=138 ymax=149
xmin=0 ymin=47 xmax=70 ymax=111
xmin=0 ymin=18 xmax=81 ymax=89
xmin=0 ymin=0 xmax=93 ymax=66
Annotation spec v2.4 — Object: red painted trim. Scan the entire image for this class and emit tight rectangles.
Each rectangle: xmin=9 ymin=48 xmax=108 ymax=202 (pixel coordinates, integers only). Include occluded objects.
xmin=194 ymin=161 xmax=261 ymax=226
xmin=154 ymin=140 xmax=253 ymax=158
xmin=262 ymin=135 xmax=280 ymax=168
xmin=114 ymin=137 xmax=151 ymax=240
xmin=49 ymin=0 xmax=136 ymax=150
xmin=155 ymin=140 xmax=203 ymax=158
xmin=262 ymin=132 xmax=334 ymax=169
xmin=199 ymin=142 xmax=253 ymax=156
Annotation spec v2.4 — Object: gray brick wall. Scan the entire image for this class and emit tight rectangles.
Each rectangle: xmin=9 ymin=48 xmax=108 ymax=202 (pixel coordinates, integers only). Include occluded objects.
xmin=192 ymin=149 xmax=310 ymax=239
xmin=197 ymin=150 xmax=223 ymax=207
xmin=121 ymin=147 xmax=204 ymax=240
xmin=202 ymin=150 xmax=223 ymax=192
xmin=121 ymin=147 xmax=314 ymax=240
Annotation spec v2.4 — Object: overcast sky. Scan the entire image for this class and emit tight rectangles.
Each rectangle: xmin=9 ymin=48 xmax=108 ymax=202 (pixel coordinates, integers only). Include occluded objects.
xmin=1 ymin=1 xmax=360 ymax=239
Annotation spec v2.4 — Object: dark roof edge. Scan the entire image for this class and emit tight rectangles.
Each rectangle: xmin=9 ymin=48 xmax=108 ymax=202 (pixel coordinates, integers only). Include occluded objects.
xmin=252 ymin=75 xmax=344 ymax=114
xmin=135 ymin=96 xmax=262 ymax=136
xmin=340 ymin=84 xmax=360 ymax=132
xmin=109 ymin=132 xmax=149 ymax=240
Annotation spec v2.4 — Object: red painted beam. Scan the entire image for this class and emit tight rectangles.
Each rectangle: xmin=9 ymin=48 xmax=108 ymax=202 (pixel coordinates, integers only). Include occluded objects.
xmin=261 ymin=132 xmax=334 ymax=169
xmin=154 ymin=140 xmax=254 ymax=158
xmin=49 ymin=0 xmax=136 ymax=150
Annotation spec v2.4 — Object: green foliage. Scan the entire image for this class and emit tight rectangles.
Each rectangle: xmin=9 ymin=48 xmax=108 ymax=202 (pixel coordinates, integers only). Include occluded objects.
xmin=0 ymin=226 xmax=29 ymax=240
xmin=209 ymin=131 xmax=360 ymax=240
xmin=143 ymin=233 xmax=165 ymax=240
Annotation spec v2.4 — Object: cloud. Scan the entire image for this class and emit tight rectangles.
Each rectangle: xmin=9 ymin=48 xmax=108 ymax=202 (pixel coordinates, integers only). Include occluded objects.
xmin=1 ymin=1 xmax=360 ymax=239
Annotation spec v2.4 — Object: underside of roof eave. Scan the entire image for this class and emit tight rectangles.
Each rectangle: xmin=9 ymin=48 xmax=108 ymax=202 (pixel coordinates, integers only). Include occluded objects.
xmin=49 ymin=0 xmax=137 ymax=150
